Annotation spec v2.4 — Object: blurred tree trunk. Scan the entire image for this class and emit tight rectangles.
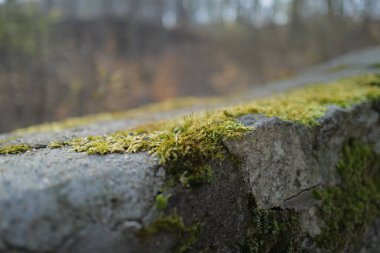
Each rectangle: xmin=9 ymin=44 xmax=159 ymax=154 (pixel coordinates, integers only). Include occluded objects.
xmin=34 ymin=20 xmax=48 ymax=122
xmin=175 ymin=0 xmax=189 ymax=29
xmin=152 ymin=0 xmax=164 ymax=27
xmin=363 ymin=0 xmax=375 ymax=25
xmin=326 ymin=0 xmax=334 ymax=21
xmin=62 ymin=0 xmax=77 ymax=19
xmin=363 ymin=0 xmax=377 ymax=42
xmin=289 ymin=0 xmax=304 ymax=45
xmin=101 ymin=0 xmax=112 ymax=19
xmin=127 ymin=0 xmax=141 ymax=57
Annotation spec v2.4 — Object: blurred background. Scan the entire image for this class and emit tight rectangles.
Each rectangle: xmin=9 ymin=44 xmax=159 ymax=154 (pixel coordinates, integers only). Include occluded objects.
xmin=1 ymin=0 xmax=380 ymax=133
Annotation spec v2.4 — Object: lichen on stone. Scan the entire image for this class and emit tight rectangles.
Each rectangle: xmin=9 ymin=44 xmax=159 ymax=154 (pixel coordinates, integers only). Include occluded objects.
xmin=313 ymin=140 xmax=380 ymax=252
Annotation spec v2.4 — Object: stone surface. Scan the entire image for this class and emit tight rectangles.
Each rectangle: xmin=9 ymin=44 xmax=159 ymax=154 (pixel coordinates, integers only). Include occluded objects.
xmin=0 ymin=148 xmax=164 ymax=252
xmin=358 ymin=219 xmax=380 ymax=253
xmin=225 ymin=117 xmax=321 ymax=208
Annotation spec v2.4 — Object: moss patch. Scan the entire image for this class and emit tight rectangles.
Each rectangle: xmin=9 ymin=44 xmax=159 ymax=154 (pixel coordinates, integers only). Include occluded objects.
xmin=369 ymin=62 xmax=380 ymax=69
xmin=313 ymin=140 xmax=380 ymax=252
xmin=139 ymin=214 xmax=200 ymax=253
xmin=369 ymin=74 xmax=380 ymax=87
xmin=48 ymin=141 xmax=68 ymax=149
xmin=70 ymin=114 xmax=247 ymax=186
xmin=0 ymin=144 xmax=31 ymax=155
xmin=233 ymin=74 xmax=380 ymax=125
xmin=243 ymin=195 xmax=300 ymax=253
xmin=155 ymin=193 xmax=171 ymax=211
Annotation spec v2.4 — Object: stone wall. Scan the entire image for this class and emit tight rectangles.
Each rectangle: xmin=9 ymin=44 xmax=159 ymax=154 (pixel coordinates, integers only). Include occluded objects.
xmin=0 ymin=78 xmax=380 ymax=252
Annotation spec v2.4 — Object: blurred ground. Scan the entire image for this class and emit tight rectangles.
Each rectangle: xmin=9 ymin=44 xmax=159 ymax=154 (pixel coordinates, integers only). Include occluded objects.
xmin=1 ymin=0 xmax=380 ymax=132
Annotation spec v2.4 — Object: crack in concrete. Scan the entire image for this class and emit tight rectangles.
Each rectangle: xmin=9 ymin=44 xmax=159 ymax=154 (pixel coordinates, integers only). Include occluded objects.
xmin=283 ymin=183 xmax=321 ymax=204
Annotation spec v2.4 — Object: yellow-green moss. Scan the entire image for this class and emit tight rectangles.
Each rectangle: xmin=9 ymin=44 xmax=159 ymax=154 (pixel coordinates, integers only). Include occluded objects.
xmin=70 ymin=114 xmax=247 ymax=185
xmin=0 ymin=144 xmax=31 ymax=155
xmin=155 ymin=194 xmax=171 ymax=211
xmin=139 ymin=214 xmax=200 ymax=253
xmin=232 ymin=74 xmax=380 ymax=125
xmin=48 ymin=141 xmax=68 ymax=149
xmin=313 ymin=140 xmax=380 ymax=252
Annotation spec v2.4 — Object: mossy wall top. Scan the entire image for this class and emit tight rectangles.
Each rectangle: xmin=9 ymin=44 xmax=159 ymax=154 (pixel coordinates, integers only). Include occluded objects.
xmin=2 ymin=75 xmax=380 ymax=182
xmin=61 ymin=74 xmax=380 ymax=184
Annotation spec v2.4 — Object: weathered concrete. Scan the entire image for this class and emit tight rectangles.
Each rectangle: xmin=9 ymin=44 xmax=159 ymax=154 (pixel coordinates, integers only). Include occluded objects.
xmin=225 ymin=102 xmax=380 ymax=209
xmin=0 ymin=149 xmax=164 ymax=252
xmin=224 ymin=101 xmax=380 ymax=252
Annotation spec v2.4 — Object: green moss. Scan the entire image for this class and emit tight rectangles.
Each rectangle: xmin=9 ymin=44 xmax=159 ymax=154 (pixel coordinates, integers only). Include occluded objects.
xmin=0 ymin=144 xmax=31 ymax=155
xmin=313 ymin=140 xmax=380 ymax=252
xmin=155 ymin=194 xmax=171 ymax=211
xmin=368 ymin=74 xmax=380 ymax=87
xmin=369 ymin=62 xmax=380 ymax=69
xmin=243 ymin=205 xmax=300 ymax=253
xmin=140 ymin=214 xmax=200 ymax=253
xmin=70 ymin=114 xmax=247 ymax=186
xmin=178 ymin=164 xmax=213 ymax=187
